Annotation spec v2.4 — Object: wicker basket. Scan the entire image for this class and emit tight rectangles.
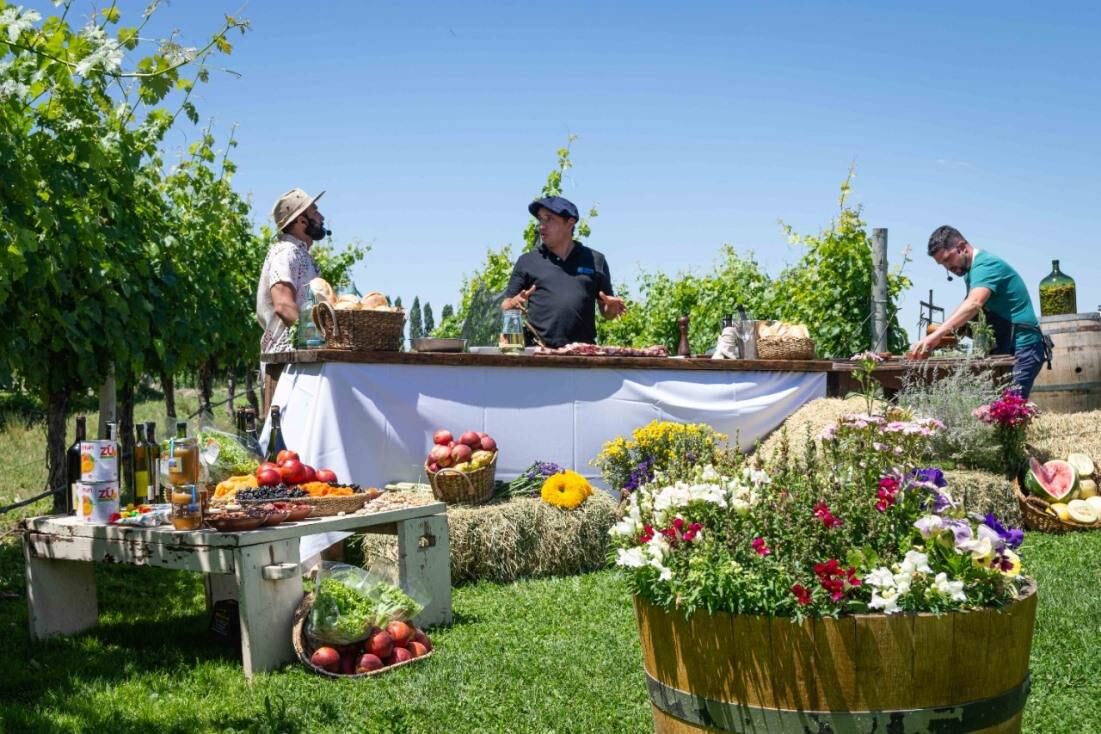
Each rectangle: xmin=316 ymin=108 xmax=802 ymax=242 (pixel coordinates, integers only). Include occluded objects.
xmin=1014 ymin=482 xmax=1097 ymax=533
xmin=224 ymin=493 xmax=371 ymax=517
xmin=292 ymin=594 xmax=432 ymax=679
xmin=756 ymin=335 xmax=816 ymax=360
xmin=312 ymin=301 xmax=405 ymax=351
xmin=426 ymin=453 xmax=497 ymax=505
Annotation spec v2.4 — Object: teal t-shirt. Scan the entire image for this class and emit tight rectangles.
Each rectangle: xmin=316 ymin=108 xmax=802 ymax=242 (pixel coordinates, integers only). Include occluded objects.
xmin=965 ymin=249 xmax=1041 ymax=349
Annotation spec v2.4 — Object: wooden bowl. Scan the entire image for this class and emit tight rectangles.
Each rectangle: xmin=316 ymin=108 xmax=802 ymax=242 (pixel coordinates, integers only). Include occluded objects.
xmin=206 ymin=513 xmax=266 ymax=532
xmin=285 ymin=504 xmax=313 ymax=522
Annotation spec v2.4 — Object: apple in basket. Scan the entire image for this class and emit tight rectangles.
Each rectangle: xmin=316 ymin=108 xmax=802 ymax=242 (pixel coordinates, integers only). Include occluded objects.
xmin=459 ymin=431 xmax=481 ymax=447
xmin=450 ymin=443 xmax=473 ymax=465
xmin=315 ymin=468 xmax=338 ymax=483
xmin=428 ymin=444 xmax=452 ymax=469
xmin=412 ymin=628 xmax=432 ymax=652
xmin=433 ymin=429 xmax=453 ymax=446
xmin=387 ymin=620 xmax=414 ymax=647
xmin=310 ymin=646 xmax=340 ymax=673
xmin=480 ymin=435 xmax=497 ymax=452
xmin=386 ymin=646 xmax=413 ymax=666
xmin=355 ymin=653 xmax=384 ymax=673
xmin=408 ymin=641 xmax=429 ymax=658
xmin=366 ymin=629 xmax=394 ymax=660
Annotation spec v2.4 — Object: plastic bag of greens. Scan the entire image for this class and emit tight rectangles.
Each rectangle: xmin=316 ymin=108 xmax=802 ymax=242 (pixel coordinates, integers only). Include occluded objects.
xmin=197 ymin=428 xmax=261 ymax=484
xmin=360 ymin=559 xmax=428 ymax=627
xmin=309 ymin=563 xmax=379 ymax=645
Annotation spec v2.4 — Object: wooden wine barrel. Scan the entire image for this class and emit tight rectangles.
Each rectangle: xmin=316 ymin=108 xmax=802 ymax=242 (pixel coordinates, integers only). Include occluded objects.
xmin=1032 ymin=312 xmax=1101 ymax=414
xmin=635 ymin=582 xmax=1037 ymax=733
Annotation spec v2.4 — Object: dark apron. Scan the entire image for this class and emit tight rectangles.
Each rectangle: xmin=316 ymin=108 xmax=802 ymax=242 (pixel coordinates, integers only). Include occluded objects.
xmin=982 ymin=307 xmax=1053 ymax=369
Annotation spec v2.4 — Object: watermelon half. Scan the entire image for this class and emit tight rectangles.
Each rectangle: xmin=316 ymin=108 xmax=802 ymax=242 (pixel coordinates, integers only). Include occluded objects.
xmin=1025 ymin=458 xmax=1080 ymax=503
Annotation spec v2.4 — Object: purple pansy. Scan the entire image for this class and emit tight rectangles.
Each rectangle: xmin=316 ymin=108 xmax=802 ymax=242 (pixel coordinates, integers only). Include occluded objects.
xmin=983 ymin=513 xmax=1025 ymax=550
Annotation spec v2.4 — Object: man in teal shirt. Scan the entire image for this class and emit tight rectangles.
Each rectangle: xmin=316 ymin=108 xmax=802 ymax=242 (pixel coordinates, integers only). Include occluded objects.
xmin=913 ymin=225 xmax=1048 ymax=397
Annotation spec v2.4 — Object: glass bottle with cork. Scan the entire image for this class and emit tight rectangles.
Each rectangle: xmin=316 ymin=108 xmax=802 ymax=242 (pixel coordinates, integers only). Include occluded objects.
xmin=266 ymin=406 xmax=288 ymax=462
xmin=1038 ymin=260 xmax=1077 ymax=316
xmin=133 ymin=423 xmax=150 ymax=506
xmin=65 ymin=416 xmax=86 ymax=514
xmin=145 ymin=421 xmax=160 ymax=503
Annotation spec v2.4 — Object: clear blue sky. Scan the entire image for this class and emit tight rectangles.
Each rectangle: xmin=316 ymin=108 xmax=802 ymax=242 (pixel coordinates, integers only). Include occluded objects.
xmin=41 ymin=1 xmax=1101 ymax=342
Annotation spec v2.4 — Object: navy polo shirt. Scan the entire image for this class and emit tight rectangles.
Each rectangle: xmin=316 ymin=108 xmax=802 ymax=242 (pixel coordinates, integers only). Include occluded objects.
xmin=504 ymin=241 xmax=614 ymax=347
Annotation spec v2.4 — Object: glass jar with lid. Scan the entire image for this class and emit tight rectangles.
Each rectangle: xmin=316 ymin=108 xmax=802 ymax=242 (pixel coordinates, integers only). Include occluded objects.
xmin=170 ymin=484 xmax=204 ymax=531
xmin=1038 ymin=259 xmax=1077 ymax=316
xmin=500 ymin=309 xmax=524 ymax=353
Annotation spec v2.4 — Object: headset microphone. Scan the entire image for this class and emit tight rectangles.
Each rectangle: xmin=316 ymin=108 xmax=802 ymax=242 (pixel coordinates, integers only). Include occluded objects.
xmin=947 ymin=274 xmax=954 ymax=282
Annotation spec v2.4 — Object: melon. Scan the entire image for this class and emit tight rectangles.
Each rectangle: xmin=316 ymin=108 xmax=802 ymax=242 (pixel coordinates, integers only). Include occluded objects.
xmin=1085 ymin=496 xmax=1101 ymax=517
xmin=1078 ymin=479 xmax=1098 ymax=499
xmin=1066 ymin=453 xmax=1095 ymax=479
xmin=1067 ymin=499 xmax=1098 ymax=525
xmin=1025 ymin=458 xmax=1079 ymax=504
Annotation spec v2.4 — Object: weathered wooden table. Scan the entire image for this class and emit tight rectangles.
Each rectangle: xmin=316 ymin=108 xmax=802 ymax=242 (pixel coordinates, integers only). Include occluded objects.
xmin=22 ymin=503 xmax=451 ymax=678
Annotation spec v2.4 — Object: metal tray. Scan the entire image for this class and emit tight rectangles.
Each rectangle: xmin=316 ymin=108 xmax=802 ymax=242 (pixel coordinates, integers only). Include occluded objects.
xmin=411 ymin=337 xmax=467 ymax=353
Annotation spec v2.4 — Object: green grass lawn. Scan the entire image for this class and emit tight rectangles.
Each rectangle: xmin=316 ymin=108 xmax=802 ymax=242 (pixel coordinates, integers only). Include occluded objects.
xmin=1 ymin=396 xmax=1099 ymax=733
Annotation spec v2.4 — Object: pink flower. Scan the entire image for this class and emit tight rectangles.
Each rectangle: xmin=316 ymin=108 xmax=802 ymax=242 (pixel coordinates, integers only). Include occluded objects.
xmin=751 ymin=536 xmax=771 ymax=557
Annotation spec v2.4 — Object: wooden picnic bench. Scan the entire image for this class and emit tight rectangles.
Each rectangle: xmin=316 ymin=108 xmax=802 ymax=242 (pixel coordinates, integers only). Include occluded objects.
xmin=22 ymin=502 xmax=451 ymax=678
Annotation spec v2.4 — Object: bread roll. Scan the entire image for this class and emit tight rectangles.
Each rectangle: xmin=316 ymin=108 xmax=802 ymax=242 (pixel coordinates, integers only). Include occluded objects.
xmin=361 ymin=292 xmax=388 ymax=309
xmin=309 ymin=277 xmax=335 ymax=304
xmin=334 ymin=301 xmax=360 ymax=311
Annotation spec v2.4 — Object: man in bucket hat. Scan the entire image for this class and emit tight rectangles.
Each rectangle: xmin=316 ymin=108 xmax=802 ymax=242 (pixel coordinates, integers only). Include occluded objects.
xmin=256 ymin=187 xmax=328 ymax=413
xmin=502 ymin=195 xmax=626 ymax=347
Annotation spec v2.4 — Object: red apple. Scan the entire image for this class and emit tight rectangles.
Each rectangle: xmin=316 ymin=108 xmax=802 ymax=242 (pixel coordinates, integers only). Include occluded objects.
xmin=427 ymin=462 xmax=439 ymax=474
xmin=256 ymin=468 xmax=281 ymax=486
xmin=279 ymin=459 xmax=307 ymax=484
xmin=309 ymin=646 xmax=340 ymax=672
xmin=479 ymin=435 xmax=497 ymax=452
xmin=433 ymin=429 xmax=453 ymax=446
xmin=450 ymin=444 xmax=473 ymax=464
xmin=429 ymin=444 xmax=452 ymax=468
xmin=300 ymin=465 xmax=317 ymax=483
xmin=459 ymin=431 xmax=481 ymax=447
xmin=256 ymin=461 xmax=280 ymax=478
xmin=355 ymin=653 xmax=384 ymax=673
xmin=316 ymin=468 xmax=338 ymax=483
xmin=407 ymin=641 xmax=429 ymax=658
xmin=276 ymin=449 xmax=299 ymax=464
xmin=386 ymin=620 xmax=414 ymax=648
xmin=412 ymin=628 xmax=432 ymax=651
xmin=386 ymin=646 xmax=413 ymax=666
xmin=366 ymin=629 xmax=393 ymax=660
xmin=477 ymin=431 xmax=488 ymax=439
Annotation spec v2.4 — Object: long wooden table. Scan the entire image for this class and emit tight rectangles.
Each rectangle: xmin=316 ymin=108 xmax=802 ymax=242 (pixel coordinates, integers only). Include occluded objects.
xmin=22 ymin=503 xmax=451 ymax=678
xmin=263 ymin=349 xmax=1015 ymax=398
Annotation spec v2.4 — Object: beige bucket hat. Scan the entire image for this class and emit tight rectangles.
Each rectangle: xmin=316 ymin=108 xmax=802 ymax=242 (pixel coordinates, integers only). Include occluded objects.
xmin=272 ymin=188 xmax=325 ymax=232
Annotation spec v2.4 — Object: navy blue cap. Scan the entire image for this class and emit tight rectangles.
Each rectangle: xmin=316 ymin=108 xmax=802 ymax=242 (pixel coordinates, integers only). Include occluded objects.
xmin=528 ymin=196 xmax=579 ymax=221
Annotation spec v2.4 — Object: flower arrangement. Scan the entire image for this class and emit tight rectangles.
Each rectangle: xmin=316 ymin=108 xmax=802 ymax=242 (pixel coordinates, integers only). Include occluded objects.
xmin=504 ymin=461 xmax=565 ymax=497
xmin=593 ymin=420 xmax=726 ymax=495
xmin=609 ymin=411 xmax=1028 ymax=619
xmin=972 ymin=388 xmax=1038 ymax=476
xmin=540 ymin=470 xmax=594 ymax=510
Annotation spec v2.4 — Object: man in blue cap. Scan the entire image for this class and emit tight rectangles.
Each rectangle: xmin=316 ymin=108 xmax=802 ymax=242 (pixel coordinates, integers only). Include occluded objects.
xmin=502 ymin=196 xmax=626 ymax=347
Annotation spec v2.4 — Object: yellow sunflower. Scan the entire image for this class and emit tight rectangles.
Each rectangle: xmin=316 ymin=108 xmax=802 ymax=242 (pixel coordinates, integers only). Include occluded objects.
xmin=540 ymin=470 xmax=593 ymax=510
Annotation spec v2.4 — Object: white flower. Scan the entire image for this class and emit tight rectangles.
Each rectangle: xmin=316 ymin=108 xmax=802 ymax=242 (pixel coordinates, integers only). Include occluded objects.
xmin=700 ymin=464 xmax=720 ymax=482
xmin=913 ymin=514 xmax=944 ymax=539
xmin=958 ymin=536 xmax=995 ymax=564
xmin=0 ymin=79 xmax=28 ymax=99
xmin=864 ymin=567 xmax=896 ymax=588
xmin=900 ymin=550 xmax=932 ymax=575
xmin=615 ymin=547 xmax=647 ymax=568
xmin=610 ymin=515 xmax=640 ymax=538
xmin=869 ymin=588 xmax=901 ymax=614
xmin=2 ymin=7 xmax=41 ymax=43
xmin=931 ymin=572 xmax=966 ymax=602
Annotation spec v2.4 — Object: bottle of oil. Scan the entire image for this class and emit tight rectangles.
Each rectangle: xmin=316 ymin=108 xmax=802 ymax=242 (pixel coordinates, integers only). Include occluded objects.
xmin=265 ymin=406 xmax=288 ymax=462
xmin=133 ymin=423 xmax=150 ymax=506
xmin=145 ymin=421 xmax=160 ymax=503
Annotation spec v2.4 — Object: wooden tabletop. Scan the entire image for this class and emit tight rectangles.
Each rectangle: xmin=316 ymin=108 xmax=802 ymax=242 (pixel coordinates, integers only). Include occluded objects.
xmin=262 ymin=349 xmax=836 ymax=372
xmin=23 ymin=501 xmax=447 ymax=548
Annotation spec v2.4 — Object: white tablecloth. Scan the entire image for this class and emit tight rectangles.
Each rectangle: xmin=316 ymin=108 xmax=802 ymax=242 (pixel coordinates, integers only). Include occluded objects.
xmin=265 ymin=361 xmax=826 ymax=488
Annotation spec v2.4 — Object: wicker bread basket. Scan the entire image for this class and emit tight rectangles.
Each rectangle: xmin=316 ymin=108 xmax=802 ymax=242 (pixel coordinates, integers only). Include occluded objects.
xmin=292 ymin=594 xmax=432 ymax=679
xmin=426 ymin=453 xmax=497 ymax=505
xmin=1014 ymin=482 xmax=1097 ymax=533
xmin=223 ymin=493 xmax=371 ymax=517
xmin=755 ymin=335 xmax=816 ymax=361
xmin=312 ymin=301 xmax=405 ymax=351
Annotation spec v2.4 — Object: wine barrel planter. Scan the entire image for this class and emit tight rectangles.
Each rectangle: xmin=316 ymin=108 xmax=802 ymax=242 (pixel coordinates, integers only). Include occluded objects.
xmin=1032 ymin=312 xmax=1101 ymax=414
xmin=634 ymin=582 xmax=1037 ymax=734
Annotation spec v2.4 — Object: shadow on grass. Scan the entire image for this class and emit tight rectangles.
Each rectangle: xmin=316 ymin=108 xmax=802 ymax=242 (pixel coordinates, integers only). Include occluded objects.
xmin=0 ymin=539 xmax=241 ymax=704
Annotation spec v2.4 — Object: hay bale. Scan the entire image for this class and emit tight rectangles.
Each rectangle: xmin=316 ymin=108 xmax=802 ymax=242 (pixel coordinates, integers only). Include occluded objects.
xmin=753 ymin=395 xmax=871 ymax=460
xmin=360 ymin=490 xmax=618 ymax=585
xmin=943 ymin=469 xmax=1022 ymax=526
xmin=1030 ymin=409 xmax=1101 ymax=463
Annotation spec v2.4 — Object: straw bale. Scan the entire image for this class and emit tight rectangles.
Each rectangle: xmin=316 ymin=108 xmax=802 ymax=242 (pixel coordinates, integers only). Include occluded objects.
xmin=943 ymin=469 xmax=1022 ymax=526
xmin=1030 ymin=410 xmax=1101 ymax=463
xmin=753 ymin=395 xmax=871 ymax=461
xmin=360 ymin=490 xmax=618 ymax=585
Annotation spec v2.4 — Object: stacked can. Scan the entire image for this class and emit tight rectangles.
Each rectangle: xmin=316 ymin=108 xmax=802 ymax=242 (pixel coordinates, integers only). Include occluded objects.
xmin=74 ymin=439 xmax=120 ymax=523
